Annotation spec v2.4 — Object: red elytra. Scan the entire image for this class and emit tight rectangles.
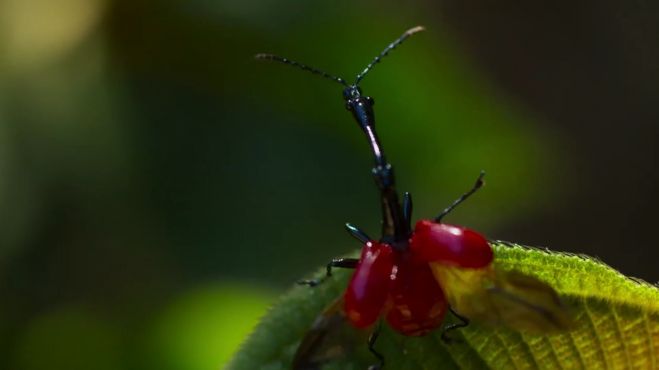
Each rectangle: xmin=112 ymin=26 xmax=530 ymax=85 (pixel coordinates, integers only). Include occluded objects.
xmin=344 ymin=241 xmax=395 ymax=328
xmin=343 ymin=219 xmax=492 ymax=335
xmin=411 ymin=220 xmax=493 ymax=268
xmin=385 ymin=252 xmax=447 ymax=336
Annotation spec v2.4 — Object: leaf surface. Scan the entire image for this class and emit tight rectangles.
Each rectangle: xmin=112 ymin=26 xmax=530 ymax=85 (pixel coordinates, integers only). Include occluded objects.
xmin=228 ymin=242 xmax=659 ymax=370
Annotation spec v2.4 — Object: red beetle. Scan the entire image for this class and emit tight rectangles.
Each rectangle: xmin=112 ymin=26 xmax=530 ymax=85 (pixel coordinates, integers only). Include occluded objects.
xmin=343 ymin=177 xmax=492 ymax=338
xmin=258 ymin=26 xmax=569 ymax=370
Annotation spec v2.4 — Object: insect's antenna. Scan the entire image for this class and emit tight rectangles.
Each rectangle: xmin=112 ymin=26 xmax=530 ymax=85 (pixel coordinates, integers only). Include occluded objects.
xmin=353 ymin=25 xmax=425 ymax=85
xmin=255 ymin=53 xmax=348 ymax=87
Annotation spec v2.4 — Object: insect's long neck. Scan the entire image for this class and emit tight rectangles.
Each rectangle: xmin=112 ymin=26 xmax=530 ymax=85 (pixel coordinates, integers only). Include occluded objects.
xmin=347 ymin=96 xmax=409 ymax=247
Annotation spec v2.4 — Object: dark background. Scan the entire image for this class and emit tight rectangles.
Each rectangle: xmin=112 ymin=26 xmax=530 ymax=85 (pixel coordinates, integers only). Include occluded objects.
xmin=1 ymin=1 xmax=657 ymax=369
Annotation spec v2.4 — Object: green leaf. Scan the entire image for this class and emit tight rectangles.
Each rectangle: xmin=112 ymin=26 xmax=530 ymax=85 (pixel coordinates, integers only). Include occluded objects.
xmin=227 ymin=242 xmax=659 ymax=370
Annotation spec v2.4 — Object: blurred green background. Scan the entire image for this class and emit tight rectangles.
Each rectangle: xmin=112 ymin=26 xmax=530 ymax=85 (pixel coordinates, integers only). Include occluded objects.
xmin=1 ymin=0 xmax=658 ymax=369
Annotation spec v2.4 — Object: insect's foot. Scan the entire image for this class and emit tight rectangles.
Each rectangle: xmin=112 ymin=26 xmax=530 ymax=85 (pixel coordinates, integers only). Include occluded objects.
xmin=296 ymin=279 xmax=320 ymax=287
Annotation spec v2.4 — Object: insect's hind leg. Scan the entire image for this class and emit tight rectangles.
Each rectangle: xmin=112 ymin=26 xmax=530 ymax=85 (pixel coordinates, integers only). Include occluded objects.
xmin=297 ymin=258 xmax=359 ymax=287
xmin=367 ymin=323 xmax=385 ymax=370
xmin=441 ymin=307 xmax=470 ymax=343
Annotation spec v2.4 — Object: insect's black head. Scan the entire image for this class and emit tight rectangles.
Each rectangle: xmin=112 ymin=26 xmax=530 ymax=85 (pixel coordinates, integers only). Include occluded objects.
xmin=343 ymin=85 xmax=375 ymax=130
xmin=343 ymin=85 xmax=374 ymax=112
xmin=343 ymin=85 xmax=362 ymax=101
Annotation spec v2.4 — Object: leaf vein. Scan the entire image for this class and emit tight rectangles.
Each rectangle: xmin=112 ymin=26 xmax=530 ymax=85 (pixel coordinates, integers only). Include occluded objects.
xmin=611 ymin=303 xmax=634 ymax=369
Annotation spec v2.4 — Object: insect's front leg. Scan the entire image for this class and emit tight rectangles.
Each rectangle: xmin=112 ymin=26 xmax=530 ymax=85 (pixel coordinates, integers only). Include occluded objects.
xmin=298 ymin=222 xmax=372 ymax=287
xmin=297 ymin=258 xmax=359 ymax=287
xmin=440 ymin=307 xmax=470 ymax=343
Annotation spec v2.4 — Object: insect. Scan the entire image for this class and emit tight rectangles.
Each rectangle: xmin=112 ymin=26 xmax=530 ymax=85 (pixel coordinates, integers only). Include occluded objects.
xmin=257 ymin=26 xmax=570 ymax=370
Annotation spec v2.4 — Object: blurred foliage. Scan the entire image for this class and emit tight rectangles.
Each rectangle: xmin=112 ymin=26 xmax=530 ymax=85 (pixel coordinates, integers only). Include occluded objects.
xmin=0 ymin=0 xmax=656 ymax=369
xmin=12 ymin=305 xmax=124 ymax=370
xmin=146 ymin=284 xmax=272 ymax=370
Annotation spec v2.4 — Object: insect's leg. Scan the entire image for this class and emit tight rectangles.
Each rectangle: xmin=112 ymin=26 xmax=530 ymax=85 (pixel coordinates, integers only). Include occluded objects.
xmin=402 ymin=192 xmax=413 ymax=233
xmin=298 ymin=223 xmax=370 ymax=287
xmin=297 ymin=258 xmax=359 ymax=287
xmin=367 ymin=322 xmax=385 ymax=370
xmin=441 ymin=307 xmax=470 ymax=343
xmin=434 ymin=171 xmax=486 ymax=222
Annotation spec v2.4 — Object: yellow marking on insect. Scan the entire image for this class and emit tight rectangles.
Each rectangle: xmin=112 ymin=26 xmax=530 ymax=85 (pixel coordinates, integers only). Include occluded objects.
xmin=347 ymin=310 xmax=361 ymax=324
xmin=430 ymin=263 xmax=573 ymax=333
